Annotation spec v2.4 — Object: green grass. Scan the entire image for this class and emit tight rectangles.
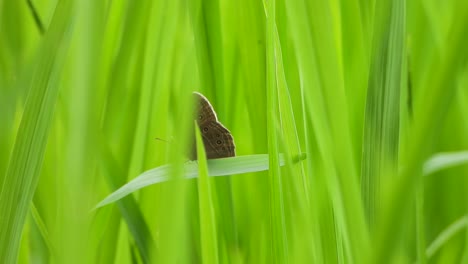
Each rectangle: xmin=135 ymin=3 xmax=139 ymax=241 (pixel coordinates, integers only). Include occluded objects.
xmin=1 ymin=0 xmax=468 ymax=263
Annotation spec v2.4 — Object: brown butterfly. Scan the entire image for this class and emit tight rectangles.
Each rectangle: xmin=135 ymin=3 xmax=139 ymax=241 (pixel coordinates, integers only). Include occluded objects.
xmin=190 ymin=92 xmax=236 ymax=159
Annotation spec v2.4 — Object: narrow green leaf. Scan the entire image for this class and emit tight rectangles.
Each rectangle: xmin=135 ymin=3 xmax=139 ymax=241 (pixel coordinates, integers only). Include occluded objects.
xmin=286 ymin=0 xmax=370 ymax=261
xmin=425 ymin=215 xmax=468 ymax=260
xmin=423 ymin=151 xmax=468 ymax=176
xmin=30 ymin=203 xmax=54 ymax=257
xmin=195 ymin=123 xmax=219 ymax=264
xmin=265 ymin=0 xmax=288 ymax=262
xmin=95 ymin=154 xmax=286 ymax=209
xmin=0 ymin=1 xmax=73 ymax=262
xmin=99 ymin=142 xmax=155 ymax=264
xmin=415 ymin=186 xmax=427 ymax=264
xmin=374 ymin=2 xmax=468 ymax=262
xmin=361 ymin=0 xmax=406 ymax=228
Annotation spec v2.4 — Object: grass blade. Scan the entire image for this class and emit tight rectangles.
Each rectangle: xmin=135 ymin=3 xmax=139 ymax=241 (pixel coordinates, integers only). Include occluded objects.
xmin=374 ymin=2 xmax=468 ymax=262
xmin=423 ymin=151 xmax=468 ymax=176
xmin=361 ymin=0 xmax=406 ymax=228
xmin=95 ymin=154 xmax=287 ymax=209
xmin=98 ymin=142 xmax=155 ymax=263
xmin=195 ymin=124 xmax=219 ymax=264
xmin=425 ymin=215 xmax=468 ymax=260
xmin=0 ymin=1 xmax=73 ymax=262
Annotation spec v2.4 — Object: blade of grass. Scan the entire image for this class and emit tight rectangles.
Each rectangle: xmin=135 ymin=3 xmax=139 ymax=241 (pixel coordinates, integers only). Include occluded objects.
xmin=405 ymin=55 xmax=427 ymax=264
xmin=424 ymin=215 xmax=468 ymax=260
xmin=188 ymin=0 xmax=239 ymax=252
xmin=125 ymin=0 xmax=154 ymax=183
xmin=58 ymin=1 xmax=109 ymax=262
xmin=415 ymin=152 xmax=468 ymax=264
xmin=273 ymin=7 xmax=315 ymax=261
xmin=96 ymin=1 xmax=155 ymax=262
xmin=97 ymin=140 xmax=155 ymax=263
xmin=423 ymin=151 xmax=468 ymax=176
xmin=29 ymin=203 xmax=54 ymax=257
xmin=0 ymin=1 xmax=73 ymax=262
xmin=361 ymin=0 xmax=406 ymax=228
xmin=195 ymin=124 xmax=219 ymax=264
xmin=95 ymin=154 xmax=287 ymax=209
xmin=157 ymin=13 xmax=198 ymax=262
xmin=340 ymin=0 xmax=369 ymax=167
xmin=373 ymin=2 xmax=468 ymax=261
xmin=274 ymin=21 xmax=309 ymax=205
xmin=285 ymin=0 xmax=370 ymax=261
xmin=265 ymin=0 xmax=288 ymax=261
xmin=415 ymin=185 xmax=426 ymax=264
xmin=88 ymin=206 xmax=121 ymax=263
xmin=26 ymin=0 xmax=45 ymax=35
xmin=282 ymin=1 xmax=330 ymax=262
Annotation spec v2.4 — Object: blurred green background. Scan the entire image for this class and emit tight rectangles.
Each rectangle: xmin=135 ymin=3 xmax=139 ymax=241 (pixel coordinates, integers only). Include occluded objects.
xmin=0 ymin=0 xmax=467 ymax=263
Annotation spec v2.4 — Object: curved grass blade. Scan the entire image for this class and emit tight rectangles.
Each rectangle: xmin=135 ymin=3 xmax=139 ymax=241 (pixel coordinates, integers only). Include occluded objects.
xmin=423 ymin=151 xmax=468 ymax=176
xmin=30 ymin=203 xmax=54 ymax=258
xmin=94 ymin=154 xmax=286 ymax=209
xmin=98 ymin=142 xmax=155 ymax=264
xmin=424 ymin=215 xmax=468 ymax=261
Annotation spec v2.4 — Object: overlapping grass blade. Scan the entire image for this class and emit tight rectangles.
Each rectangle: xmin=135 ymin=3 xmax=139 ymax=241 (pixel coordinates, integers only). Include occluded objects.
xmin=0 ymin=1 xmax=73 ymax=262
xmin=285 ymin=0 xmax=370 ymax=262
xmin=195 ymin=125 xmax=219 ymax=263
xmin=29 ymin=203 xmax=53 ymax=257
xmin=424 ymin=215 xmax=468 ymax=261
xmin=374 ymin=2 xmax=468 ymax=262
xmin=265 ymin=0 xmax=289 ymax=261
xmin=95 ymin=154 xmax=286 ymax=209
xmin=361 ymin=0 xmax=405 ymax=228
xmin=97 ymin=141 xmax=154 ymax=263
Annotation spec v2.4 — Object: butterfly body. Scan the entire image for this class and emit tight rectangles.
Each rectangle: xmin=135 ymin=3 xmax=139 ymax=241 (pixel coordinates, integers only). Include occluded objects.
xmin=191 ymin=92 xmax=236 ymax=159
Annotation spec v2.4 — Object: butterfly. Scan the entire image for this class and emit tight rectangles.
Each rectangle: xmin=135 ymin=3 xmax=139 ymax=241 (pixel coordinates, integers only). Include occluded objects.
xmin=190 ymin=92 xmax=236 ymax=159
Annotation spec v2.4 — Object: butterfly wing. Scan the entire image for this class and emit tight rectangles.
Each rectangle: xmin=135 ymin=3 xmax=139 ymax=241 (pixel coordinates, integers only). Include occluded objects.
xmin=193 ymin=92 xmax=218 ymax=124
xmin=200 ymin=121 xmax=236 ymax=159
xmin=189 ymin=92 xmax=235 ymax=160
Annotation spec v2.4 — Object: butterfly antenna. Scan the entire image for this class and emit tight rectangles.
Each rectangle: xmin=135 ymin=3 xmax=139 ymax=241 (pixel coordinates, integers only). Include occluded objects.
xmin=154 ymin=137 xmax=169 ymax=143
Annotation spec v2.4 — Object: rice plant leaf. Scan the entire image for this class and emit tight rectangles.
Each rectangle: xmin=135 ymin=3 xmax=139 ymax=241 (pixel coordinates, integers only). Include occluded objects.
xmin=273 ymin=17 xmax=309 ymax=203
xmin=99 ymin=142 xmax=155 ymax=264
xmin=195 ymin=125 xmax=219 ymax=264
xmin=0 ymin=1 xmax=73 ymax=262
xmin=94 ymin=154 xmax=286 ymax=209
xmin=26 ymin=0 xmax=45 ymax=35
xmin=29 ymin=203 xmax=54 ymax=257
xmin=264 ymin=1 xmax=289 ymax=261
xmin=281 ymin=1 xmax=331 ymax=262
xmin=287 ymin=0 xmax=371 ymax=261
xmin=361 ymin=0 xmax=406 ymax=227
xmin=423 ymin=151 xmax=468 ymax=176
xmin=424 ymin=215 xmax=468 ymax=260
xmin=373 ymin=3 xmax=468 ymax=262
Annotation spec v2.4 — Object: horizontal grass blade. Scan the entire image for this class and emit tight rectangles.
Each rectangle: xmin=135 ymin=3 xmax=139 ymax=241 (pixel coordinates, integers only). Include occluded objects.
xmin=95 ymin=154 xmax=287 ymax=209
xmin=423 ymin=151 xmax=468 ymax=176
